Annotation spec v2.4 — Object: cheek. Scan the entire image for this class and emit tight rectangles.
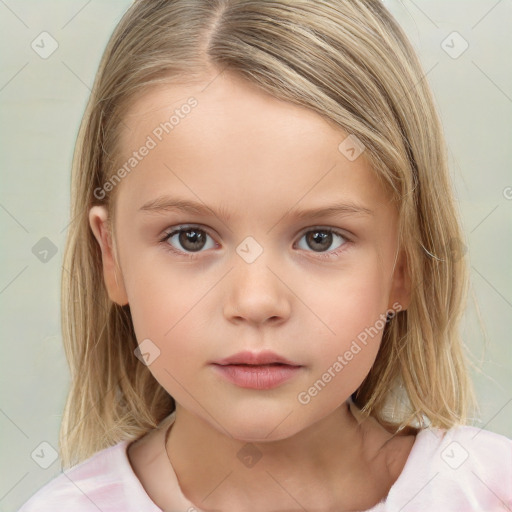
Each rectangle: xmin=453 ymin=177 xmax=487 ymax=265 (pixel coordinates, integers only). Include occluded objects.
xmin=127 ymin=276 xmax=197 ymax=341
xmin=125 ymin=275 xmax=211 ymax=402
xmin=303 ymin=254 xmax=390 ymax=385
xmin=120 ymin=245 xmax=188 ymax=334
xmin=123 ymin=259 xmax=215 ymax=371
xmin=311 ymin=255 xmax=390 ymax=339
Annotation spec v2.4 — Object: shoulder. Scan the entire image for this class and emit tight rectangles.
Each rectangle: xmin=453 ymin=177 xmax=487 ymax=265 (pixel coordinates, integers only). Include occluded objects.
xmin=17 ymin=440 xmax=161 ymax=512
xmin=434 ymin=425 xmax=512 ymax=486
xmin=387 ymin=425 xmax=512 ymax=511
xmin=424 ymin=424 xmax=512 ymax=475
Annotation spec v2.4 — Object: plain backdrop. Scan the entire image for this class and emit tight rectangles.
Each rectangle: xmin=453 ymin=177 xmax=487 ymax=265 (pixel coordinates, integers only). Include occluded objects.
xmin=1 ymin=1 xmax=511 ymax=510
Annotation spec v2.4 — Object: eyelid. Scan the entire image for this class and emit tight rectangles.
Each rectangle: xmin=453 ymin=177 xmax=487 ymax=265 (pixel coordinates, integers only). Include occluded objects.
xmin=295 ymin=225 xmax=353 ymax=241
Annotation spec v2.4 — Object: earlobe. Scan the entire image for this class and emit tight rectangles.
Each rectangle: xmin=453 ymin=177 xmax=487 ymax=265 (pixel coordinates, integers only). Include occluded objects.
xmin=88 ymin=205 xmax=129 ymax=306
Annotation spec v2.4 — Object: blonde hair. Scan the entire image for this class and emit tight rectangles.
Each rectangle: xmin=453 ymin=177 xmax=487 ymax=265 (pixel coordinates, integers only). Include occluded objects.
xmin=60 ymin=0 xmax=477 ymax=468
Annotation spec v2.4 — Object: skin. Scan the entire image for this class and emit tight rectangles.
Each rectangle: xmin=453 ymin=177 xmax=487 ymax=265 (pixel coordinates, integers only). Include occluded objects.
xmin=89 ymin=70 xmax=414 ymax=511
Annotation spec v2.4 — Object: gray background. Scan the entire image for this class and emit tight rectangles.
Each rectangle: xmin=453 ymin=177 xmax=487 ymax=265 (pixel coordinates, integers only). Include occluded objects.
xmin=1 ymin=1 xmax=511 ymax=510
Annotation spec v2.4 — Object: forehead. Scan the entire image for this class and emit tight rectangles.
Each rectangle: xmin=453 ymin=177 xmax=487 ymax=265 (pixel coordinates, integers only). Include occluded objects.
xmin=119 ymin=71 xmax=342 ymax=157
xmin=114 ymin=71 xmax=390 ymax=219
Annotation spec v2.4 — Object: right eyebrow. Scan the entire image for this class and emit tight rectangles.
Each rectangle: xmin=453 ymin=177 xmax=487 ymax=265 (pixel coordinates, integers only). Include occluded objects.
xmin=139 ymin=196 xmax=234 ymax=221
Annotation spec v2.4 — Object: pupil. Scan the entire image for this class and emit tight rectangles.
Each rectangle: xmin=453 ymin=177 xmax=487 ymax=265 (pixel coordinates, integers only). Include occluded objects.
xmin=308 ymin=231 xmax=331 ymax=252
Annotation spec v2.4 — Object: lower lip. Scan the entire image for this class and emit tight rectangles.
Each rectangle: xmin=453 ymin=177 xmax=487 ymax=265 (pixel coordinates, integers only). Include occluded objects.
xmin=212 ymin=363 xmax=302 ymax=390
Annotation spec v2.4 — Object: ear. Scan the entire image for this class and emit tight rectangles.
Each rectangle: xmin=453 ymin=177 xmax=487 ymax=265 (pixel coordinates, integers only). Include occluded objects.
xmin=388 ymin=248 xmax=411 ymax=312
xmin=89 ymin=205 xmax=129 ymax=306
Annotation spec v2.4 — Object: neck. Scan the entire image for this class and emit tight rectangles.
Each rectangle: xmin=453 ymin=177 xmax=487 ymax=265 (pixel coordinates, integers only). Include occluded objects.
xmin=166 ymin=400 xmax=400 ymax=511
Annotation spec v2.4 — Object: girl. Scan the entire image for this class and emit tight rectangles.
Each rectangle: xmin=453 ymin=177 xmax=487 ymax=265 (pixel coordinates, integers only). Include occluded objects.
xmin=18 ymin=0 xmax=511 ymax=511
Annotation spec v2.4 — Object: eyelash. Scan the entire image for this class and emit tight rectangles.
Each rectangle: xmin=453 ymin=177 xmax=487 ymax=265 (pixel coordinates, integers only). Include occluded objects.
xmin=159 ymin=224 xmax=352 ymax=260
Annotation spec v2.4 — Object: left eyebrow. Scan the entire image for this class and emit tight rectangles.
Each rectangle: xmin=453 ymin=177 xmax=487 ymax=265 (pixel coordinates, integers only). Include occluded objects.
xmin=288 ymin=202 xmax=374 ymax=220
xmin=138 ymin=195 xmax=374 ymax=221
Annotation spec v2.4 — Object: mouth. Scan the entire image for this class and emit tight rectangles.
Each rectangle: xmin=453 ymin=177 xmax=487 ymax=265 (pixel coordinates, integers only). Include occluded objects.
xmin=211 ymin=363 xmax=302 ymax=389
xmin=213 ymin=350 xmax=301 ymax=367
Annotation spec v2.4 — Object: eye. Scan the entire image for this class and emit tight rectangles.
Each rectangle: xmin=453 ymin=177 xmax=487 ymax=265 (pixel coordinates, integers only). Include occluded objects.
xmin=161 ymin=225 xmax=216 ymax=256
xmin=160 ymin=225 xmax=350 ymax=260
xmin=295 ymin=227 xmax=348 ymax=257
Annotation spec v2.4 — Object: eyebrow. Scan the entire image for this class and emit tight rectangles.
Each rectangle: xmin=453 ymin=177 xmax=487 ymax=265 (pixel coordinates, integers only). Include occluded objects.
xmin=138 ymin=195 xmax=374 ymax=221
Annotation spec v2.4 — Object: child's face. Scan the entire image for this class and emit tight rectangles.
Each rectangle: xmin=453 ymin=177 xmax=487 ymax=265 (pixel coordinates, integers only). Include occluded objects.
xmin=90 ymin=71 xmax=409 ymax=441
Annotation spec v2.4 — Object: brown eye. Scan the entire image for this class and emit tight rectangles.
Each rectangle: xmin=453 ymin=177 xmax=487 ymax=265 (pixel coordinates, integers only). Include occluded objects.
xmin=164 ymin=226 xmax=215 ymax=253
xmin=306 ymin=231 xmax=332 ymax=252
xmin=296 ymin=228 xmax=347 ymax=254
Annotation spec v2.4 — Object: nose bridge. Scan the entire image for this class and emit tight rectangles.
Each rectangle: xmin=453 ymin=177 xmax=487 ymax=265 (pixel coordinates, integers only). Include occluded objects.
xmin=224 ymin=236 xmax=291 ymax=324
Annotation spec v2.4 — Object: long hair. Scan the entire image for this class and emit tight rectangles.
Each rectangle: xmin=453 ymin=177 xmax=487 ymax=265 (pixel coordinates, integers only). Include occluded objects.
xmin=59 ymin=0 xmax=476 ymax=468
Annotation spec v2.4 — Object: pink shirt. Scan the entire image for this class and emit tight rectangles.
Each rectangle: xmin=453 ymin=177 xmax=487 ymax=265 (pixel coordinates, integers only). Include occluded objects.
xmin=17 ymin=412 xmax=512 ymax=511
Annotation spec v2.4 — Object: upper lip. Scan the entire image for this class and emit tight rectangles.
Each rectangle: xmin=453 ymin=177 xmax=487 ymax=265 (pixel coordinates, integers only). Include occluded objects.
xmin=213 ymin=350 xmax=301 ymax=366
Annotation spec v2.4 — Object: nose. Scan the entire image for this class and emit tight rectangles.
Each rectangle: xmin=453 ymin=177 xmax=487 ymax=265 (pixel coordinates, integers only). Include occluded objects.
xmin=223 ymin=254 xmax=291 ymax=326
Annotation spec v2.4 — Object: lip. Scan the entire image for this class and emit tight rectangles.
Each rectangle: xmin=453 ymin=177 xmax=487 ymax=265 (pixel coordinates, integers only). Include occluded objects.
xmin=212 ymin=363 xmax=302 ymax=390
xmin=211 ymin=350 xmax=303 ymax=390
xmin=213 ymin=350 xmax=300 ymax=366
